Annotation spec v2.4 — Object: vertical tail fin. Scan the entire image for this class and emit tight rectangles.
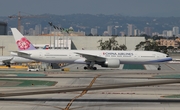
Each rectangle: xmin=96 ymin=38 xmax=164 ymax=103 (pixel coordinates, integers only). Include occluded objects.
xmin=11 ymin=28 xmax=36 ymax=51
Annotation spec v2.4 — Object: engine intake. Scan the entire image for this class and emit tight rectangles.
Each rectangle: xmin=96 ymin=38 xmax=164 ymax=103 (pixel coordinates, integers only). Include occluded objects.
xmin=101 ymin=58 xmax=120 ymax=68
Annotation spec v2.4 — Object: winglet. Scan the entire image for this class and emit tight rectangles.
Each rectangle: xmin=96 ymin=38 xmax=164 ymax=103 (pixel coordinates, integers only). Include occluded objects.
xmin=11 ymin=28 xmax=36 ymax=51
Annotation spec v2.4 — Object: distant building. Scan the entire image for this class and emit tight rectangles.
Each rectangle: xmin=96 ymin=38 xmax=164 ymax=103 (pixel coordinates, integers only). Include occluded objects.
xmin=103 ymin=31 xmax=109 ymax=36
xmin=152 ymin=32 xmax=159 ymax=36
xmin=33 ymin=39 xmax=72 ymax=50
xmin=167 ymin=30 xmax=173 ymax=37
xmin=144 ymin=27 xmax=152 ymax=36
xmin=107 ymin=26 xmax=113 ymax=36
xmin=114 ymin=26 xmax=119 ymax=35
xmin=120 ymin=31 xmax=126 ymax=36
xmin=127 ymin=24 xmax=134 ymax=36
xmin=20 ymin=25 xmax=24 ymax=35
xmin=157 ymin=39 xmax=178 ymax=48
xmin=35 ymin=24 xmax=42 ymax=35
xmin=28 ymin=28 xmax=34 ymax=35
xmin=43 ymin=27 xmax=49 ymax=35
xmin=134 ymin=29 xmax=140 ymax=36
xmin=68 ymin=31 xmax=85 ymax=36
xmin=172 ymin=26 xmax=179 ymax=36
xmin=91 ymin=28 xmax=98 ymax=35
xmin=0 ymin=21 xmax=7 ymax=35
xmin=162 ymin=30 xmax=168 ymax=37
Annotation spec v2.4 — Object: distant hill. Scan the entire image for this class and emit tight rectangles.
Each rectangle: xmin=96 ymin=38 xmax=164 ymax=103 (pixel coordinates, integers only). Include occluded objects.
xmin=0 ymin=14 xmax=180 ymax=35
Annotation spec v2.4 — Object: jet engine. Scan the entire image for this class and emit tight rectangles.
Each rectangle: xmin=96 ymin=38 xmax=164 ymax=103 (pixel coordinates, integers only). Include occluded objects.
xmin=100 ymin=58 xmax=120 ymax=68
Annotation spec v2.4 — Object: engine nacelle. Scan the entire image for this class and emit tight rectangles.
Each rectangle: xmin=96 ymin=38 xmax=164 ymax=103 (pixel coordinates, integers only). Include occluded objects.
xmin=101 ymin=58 xmax=120 ymax=68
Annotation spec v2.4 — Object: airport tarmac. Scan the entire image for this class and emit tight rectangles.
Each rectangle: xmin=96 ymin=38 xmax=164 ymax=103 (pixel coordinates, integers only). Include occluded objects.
xmin=0 ymin=63 xmax=180 ymax=110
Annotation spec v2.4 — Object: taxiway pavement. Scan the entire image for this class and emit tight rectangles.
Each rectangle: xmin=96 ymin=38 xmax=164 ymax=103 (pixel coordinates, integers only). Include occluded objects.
xmin=0 ymin=63 xmax=180 ymax=110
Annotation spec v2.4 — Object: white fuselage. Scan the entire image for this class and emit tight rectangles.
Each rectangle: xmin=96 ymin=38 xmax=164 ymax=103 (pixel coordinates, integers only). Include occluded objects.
xmin=17 ymin=50 xmax=172 ymax=65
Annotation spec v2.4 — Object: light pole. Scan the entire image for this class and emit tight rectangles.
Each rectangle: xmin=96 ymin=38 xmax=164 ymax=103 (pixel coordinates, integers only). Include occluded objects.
xmin=48 ymin=22 xmax=54 ymax=49
xmin=0 ymin=46 xmax=5 ymax=56
xmin=53 ymin=25 xmax=56 ymax=49
xmin=48 ymin=22 xmax=59 ymax=49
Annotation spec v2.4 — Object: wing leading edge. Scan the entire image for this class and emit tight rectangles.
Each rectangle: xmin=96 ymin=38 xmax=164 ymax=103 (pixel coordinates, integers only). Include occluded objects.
xmin=75 ymin=52 xmax=105 ymax=62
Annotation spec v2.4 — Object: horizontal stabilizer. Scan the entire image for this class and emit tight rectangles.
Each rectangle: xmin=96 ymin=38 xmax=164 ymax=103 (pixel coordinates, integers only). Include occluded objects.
xmin=2 ymin=57 xmax=13 ymax=63
xmin=11 ymin=51 xmax=31 ymax=58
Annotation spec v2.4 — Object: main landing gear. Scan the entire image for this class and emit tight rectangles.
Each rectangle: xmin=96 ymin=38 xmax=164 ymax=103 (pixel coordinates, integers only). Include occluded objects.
xmin=84 ymin=62 xmax=97 ymax=70
xmin=84 ymin=66 xmax=97 ymax=70
xmin=157 ymin=65 xmax=161 ymax=70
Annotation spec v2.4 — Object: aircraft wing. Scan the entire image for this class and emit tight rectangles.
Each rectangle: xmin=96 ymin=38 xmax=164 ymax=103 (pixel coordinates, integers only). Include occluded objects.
xmin=75 ymin=52 xmax=105 ymax=62
xmin=0 ymin=79 xmax=180 ymax=97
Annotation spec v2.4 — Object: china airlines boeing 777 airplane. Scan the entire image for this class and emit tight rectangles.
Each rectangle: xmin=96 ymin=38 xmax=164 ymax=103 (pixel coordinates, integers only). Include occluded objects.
xmin=11 ymin=28 xmax=172 ymax=70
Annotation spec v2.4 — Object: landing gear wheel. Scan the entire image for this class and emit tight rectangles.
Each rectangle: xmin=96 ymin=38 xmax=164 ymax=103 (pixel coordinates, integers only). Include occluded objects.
xmin=157 ymin=67 xmax=161 ymax=70
xmin=84 ymin=66 xmax=88 ymax=70
xmin=6 ymin=64 xmax=11 ymax=68
xmin=157 ymin=65 xmax=161 ymax=70
xmin=84 ymin=66 xmax=97 ymax=70
xmin=93 ymin=67 xmax=97 ymax=70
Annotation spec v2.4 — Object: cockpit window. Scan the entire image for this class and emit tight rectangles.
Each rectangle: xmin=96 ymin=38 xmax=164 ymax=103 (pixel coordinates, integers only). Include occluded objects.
xmin=166 ymin=54 xmax=169 ymax=57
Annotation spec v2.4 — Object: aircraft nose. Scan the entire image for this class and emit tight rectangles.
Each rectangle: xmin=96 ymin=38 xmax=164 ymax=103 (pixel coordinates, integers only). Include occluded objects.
xmin=164 ymin=53 xmax=172 ymax=61
xmin=167 ymin=56 xmax=172 ymax=61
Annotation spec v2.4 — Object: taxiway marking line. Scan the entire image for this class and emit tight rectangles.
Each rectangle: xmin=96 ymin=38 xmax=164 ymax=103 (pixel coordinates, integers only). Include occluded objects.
xmin=64 ymin=74 xmax=101 ymax=110
xmin=165 ymin=64 xmax=175 ymax=70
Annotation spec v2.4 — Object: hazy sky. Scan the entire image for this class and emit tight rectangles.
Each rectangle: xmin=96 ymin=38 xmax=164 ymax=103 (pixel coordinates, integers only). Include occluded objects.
xmin=1 ymin=0 xmax=180 ymax=17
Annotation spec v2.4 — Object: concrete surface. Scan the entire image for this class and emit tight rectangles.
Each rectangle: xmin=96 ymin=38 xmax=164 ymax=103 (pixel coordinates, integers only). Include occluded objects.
xmin=0 ymin=63 xmax=180 ymax=109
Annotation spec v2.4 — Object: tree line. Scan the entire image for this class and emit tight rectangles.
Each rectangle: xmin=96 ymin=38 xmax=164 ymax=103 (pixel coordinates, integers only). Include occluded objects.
xmin=97 ymin=37 xmax=127 ymax=50
xmin=97 ymin=36 xmax=178 ymax=54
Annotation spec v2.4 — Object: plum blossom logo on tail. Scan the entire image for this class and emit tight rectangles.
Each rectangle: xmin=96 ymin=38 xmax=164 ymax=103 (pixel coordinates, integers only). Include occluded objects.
xmin=16 ymin=37 xmax=31 ymax=50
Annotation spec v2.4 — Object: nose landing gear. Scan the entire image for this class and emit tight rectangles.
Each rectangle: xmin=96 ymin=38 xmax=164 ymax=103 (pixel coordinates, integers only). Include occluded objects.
xmin=157 ymin=65 xmax=161 ymax=70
